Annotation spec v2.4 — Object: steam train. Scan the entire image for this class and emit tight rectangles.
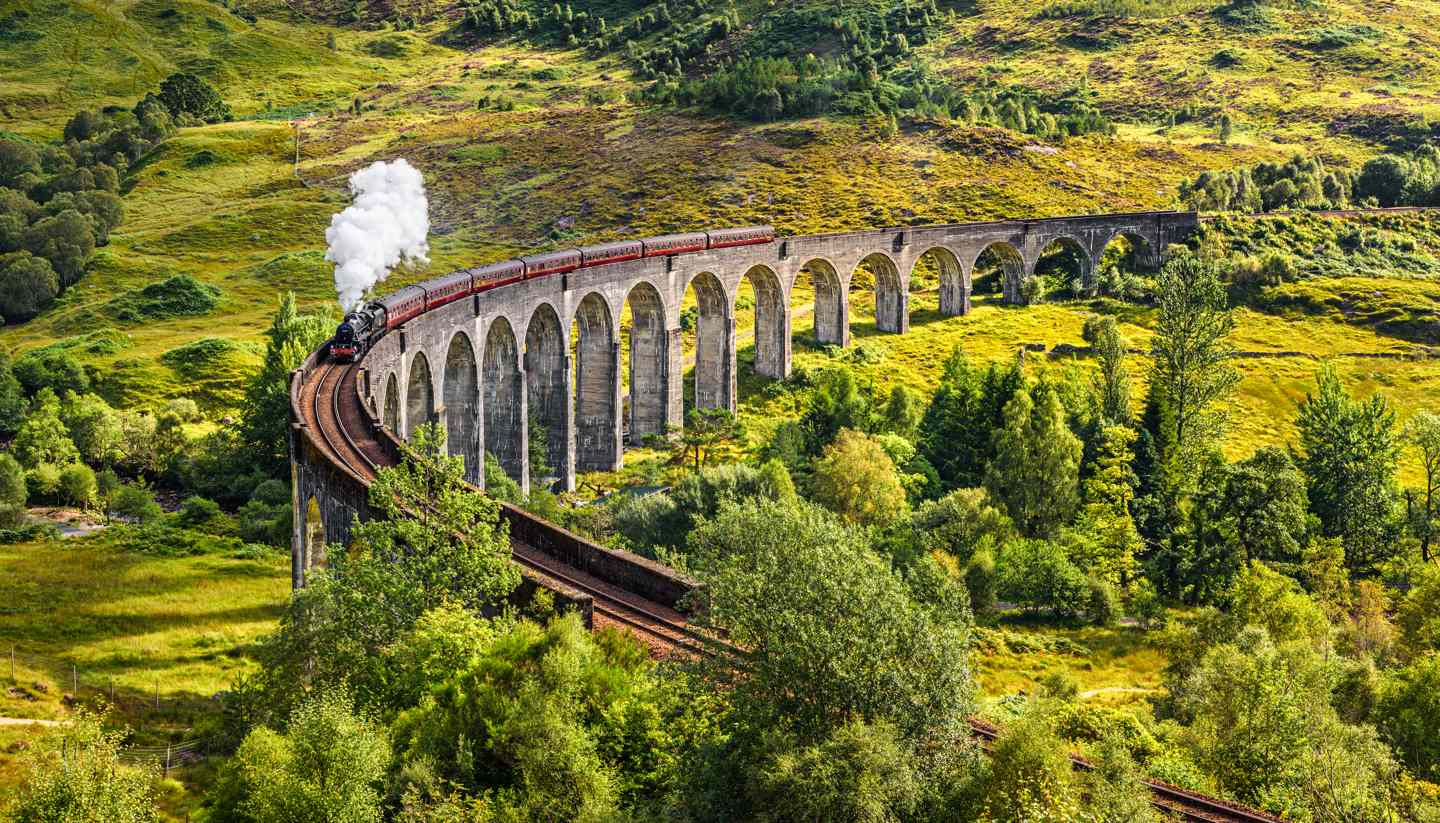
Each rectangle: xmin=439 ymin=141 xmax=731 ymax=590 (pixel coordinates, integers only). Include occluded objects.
xmin=328 ymin=225 xmax=775 ymax=361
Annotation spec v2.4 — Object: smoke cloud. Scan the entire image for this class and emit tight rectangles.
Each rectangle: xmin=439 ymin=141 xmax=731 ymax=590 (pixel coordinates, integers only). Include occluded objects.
xmin=325 ymin=158 xmax=430 ymax=313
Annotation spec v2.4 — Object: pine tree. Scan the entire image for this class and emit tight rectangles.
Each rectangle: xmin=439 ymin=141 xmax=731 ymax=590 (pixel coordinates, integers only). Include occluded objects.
xmin=1076 ymin=425 xmax=1143 ymax=588
xmin=985 ymin=380 xmax=1083 ymax=538
xmin=239 ymin=292 xmax=334 ymax=477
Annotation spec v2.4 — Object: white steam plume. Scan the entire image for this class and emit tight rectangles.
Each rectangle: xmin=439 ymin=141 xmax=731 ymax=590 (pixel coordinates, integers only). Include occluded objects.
xmin=325 ymin=158 xmax=430 ymax=313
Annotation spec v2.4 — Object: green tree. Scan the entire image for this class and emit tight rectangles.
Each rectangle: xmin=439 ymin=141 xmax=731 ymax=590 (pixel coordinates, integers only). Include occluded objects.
xmin=111 ymin=482 xmax=162 ymax=524
xmin=980 ymin=710 xmax=1080 ymax=821
xmin=23 ymin=209 xmax=94 ymax=287
xmin=1218 ymin=112 xmax=1234 ymax=144
xmin=239 ymin=293 xmax=334 ymax=477
xmin=1397 ymin=567 xmax=1440 ymax=659
xmin=1375 ymin=653 xmax=1440 ymax=782
xmin=881 ymin=383 xmax=925 ymax=438
xmin=1295 ymin=364 xmax=1400 ymax=573
xmin=800 ymin=365 xmax=875 ymax=454
xmin=388 ymin=614 xmax=674 ymax=820
xmin=677 ymin=407 xmax=745 ymax=471
xmin=1404 ymin=410 xmax=1440 ymax=561
xmin=810 ymin=428 xmax=909 ymax=527
xmin=12 ymin=348 xmax=88 ymax=396
xmin=688 ymin=499 xmax=974 ymax=742
xmin=12 ymin=389 xmax=79 ymax=468
xmin=1149 ymin=253 xmax=1238 ymax=477
xmin=1186 ymin=447 xmax=1308 ymax=603
xmin=750 ymin=720 xmax=921 ymax=822
xmin=60 ymin=391 xmax=122 ymax=465
xmin=1083 ymin=731 xmax=1161 ymax=823
xmin=1075 ymin=424 xmax=1143 ymax=587
xmin=157 ymin=72 xmax=233 ymax=123
xmin=918 ymin=348 xmax=1022 ymax=489
xmin=238 ymin=424 xmax=517 ymax=724
xmin=1083 ymin=314 xmax=1132 ymax=426
xmin=985 ymin=380 xmax=1082 ymax=538
xmin=0 ymin=140 xmax=42 ymax=190
xmin=0 ymin=452 xmax=26 ymax=527
xmin=58 ymin=462 xmax=96 ymax=509
xmin=996 ymin=538 xmax=1091 ymax=617
xmin=209 ymin=691 xmax=388 ymax=823
xmin=9 ymin=712 xmax=158 ymax=823
xmin=0 ymin=251 xmax=59 ymax=323
xmin=0 ymin=347 xmax=24 ymax=434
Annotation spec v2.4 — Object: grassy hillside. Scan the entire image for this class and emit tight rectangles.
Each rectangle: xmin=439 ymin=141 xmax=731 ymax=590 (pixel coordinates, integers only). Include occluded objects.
xmin=0 ymin=0 xmax=1436 ymax=442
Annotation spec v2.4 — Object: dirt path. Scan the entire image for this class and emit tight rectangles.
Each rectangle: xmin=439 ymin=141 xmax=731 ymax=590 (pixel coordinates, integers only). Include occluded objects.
xmin=0 ymin=717 xmax=62 ymax=727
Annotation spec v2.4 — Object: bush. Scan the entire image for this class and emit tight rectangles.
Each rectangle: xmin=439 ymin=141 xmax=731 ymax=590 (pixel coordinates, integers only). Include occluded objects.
xmin=111 ymin=482 xmax=162 ymax=524
xmin=1087 ymin=576 xmax=1121 ymax=627
xmin=58 ymin=462 xmax=96 ymax=509
xmin=175 ymin=495 xmax=231 ymax=534
xmin=0 ymin=452 xmax=25 ymax=527
xmin=965 ymin=545 xmax=998 ymax=617
xmin=107 ymin=274 xmax=221 ymax=322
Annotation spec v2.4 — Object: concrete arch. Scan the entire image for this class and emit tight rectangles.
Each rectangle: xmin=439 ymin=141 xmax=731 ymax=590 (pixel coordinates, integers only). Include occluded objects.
xmin=1099 ymin=229 xmax=1160 ymax=273
xmin=572 ymin=292 xmax=620 ymax=472
xmin=484 ymin=316 xmax=526 ymax=490
xmin=972 ymin=241 xmax=1026 ymax=305
xmin=525 ymin=303 xmax=571 ymax=490
xmin=742 ymin=264 xmax=789 ymax=379
xmin=443 ymin=331 xmax=481 ymax=485
xmin=1035 ymin=235 xmax=1093 ymax=296
xmin=383 ymin=372 xmax=399 ymax=432
xmin=684 ymin=271 xmax=733 ymax=412
xmin=855 ymin=251 xmax=907 ymax=333
xmin=798 ymin=257 xmax=848 ymax=347
xmin=405 ymin=351 xmax=433 ymax=441
xmin=913 ymin=246 xmax=968 ymax=317
xmin=626 ymin=280 xmax=671 ymax=441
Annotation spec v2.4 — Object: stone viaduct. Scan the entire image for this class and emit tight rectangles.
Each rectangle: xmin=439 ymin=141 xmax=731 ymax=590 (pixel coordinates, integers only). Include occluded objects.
xmin=294 ymin=211 xmax=1197 ymax=557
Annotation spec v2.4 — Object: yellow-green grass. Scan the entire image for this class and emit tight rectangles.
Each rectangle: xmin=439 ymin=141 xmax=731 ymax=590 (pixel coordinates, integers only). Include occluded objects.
xmin=724 ymin=288 xmax=1438 ymax=483
xmin=0 ymin=533 xmax=288 ymax=721
xmin=0 ymin=0 xmax=423 ymax=135
xmin=975 ymin=621 xmax=1168 ymax=709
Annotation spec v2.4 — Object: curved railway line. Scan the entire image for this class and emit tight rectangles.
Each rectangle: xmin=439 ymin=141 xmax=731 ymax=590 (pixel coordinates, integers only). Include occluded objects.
xmin=300 ymin=356 xmax=711 ymax=657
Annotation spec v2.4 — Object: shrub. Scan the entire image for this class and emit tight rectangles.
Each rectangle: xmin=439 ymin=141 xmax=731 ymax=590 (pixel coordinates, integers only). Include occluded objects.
xmin=965 ymin=545 xmax=998 ymax=617
xmin=111 ymin=482 xmax=162 ymax=524
xmin=107 ymin=274 xmax=221 ymax=322
xmin=1087 ymin=576 xmax=1121 ymax=626
xmin=58 ymin=462 xmax=96 ymax=509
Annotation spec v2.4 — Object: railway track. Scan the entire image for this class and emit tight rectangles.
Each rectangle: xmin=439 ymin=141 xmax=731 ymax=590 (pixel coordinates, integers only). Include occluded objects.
xmin=301 ymin=356 xmax=708 ymax=658
xmin=966 ymin=720 xmax=1283 ymax=822
xmin=299 ymin=358 xmax=1278 ymax=822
